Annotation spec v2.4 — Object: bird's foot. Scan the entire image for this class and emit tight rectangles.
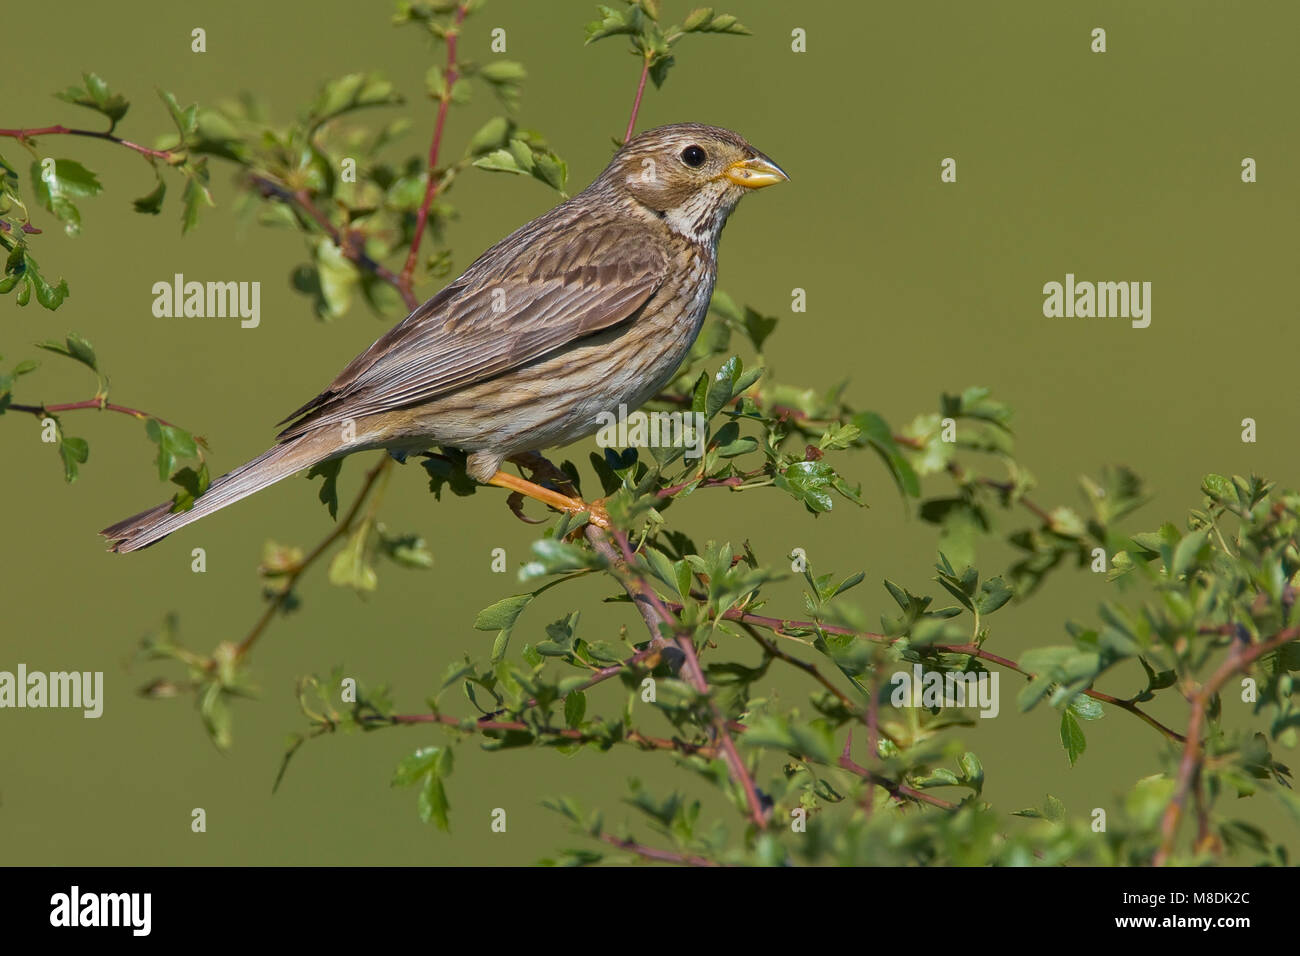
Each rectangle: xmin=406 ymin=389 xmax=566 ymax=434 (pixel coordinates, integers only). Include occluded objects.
xmin=486 ymin=469 xmax=610 ymax=530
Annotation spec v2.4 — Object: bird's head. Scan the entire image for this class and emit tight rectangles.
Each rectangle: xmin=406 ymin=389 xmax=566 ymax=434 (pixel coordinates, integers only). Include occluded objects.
xmin=601 ymin=123 xmax=787 ymax=246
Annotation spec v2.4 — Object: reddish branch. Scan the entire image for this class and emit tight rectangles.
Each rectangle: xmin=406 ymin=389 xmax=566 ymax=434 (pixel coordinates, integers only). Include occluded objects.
xmin=8 ymin=397 xmax=178 ymax=428
xmin=0 ymin=124 xmax=180 ymax=162
xmin=838 ymin=734 xmax=958 ymax=811
xmin=585 ymin=524 xmax=770 ymax=829
xmin=401 ymin=2 xmax=469 ymax=296
xmin=601 ymin=834 xmax=723 ymax=866
xmin=622 ymin=55 xmax=652 ymax=144
xmin=247 ymin=172 xmax=414 ymax=309
xmin=1154 ymin=625 xmax=1299 ymax=865
xmin=670 ymin=601 xmax=1184 ymax=743
xmin=236 ymin=454 xmax=392 ymax=660
xmin=934 ymin=643 xmax=1187 ymax=744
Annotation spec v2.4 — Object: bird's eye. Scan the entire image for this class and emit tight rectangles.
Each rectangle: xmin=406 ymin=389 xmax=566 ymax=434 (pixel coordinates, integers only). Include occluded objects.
xmin=680 ymin=145 xmax=707 ymax=168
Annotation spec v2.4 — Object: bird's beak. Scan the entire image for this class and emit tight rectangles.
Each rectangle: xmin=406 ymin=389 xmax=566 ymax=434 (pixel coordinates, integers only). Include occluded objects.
xmin=722 ymin=154 xmax=789 ymax=189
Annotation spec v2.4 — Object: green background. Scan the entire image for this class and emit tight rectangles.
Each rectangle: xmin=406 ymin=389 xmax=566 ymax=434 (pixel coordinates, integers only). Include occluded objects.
xmin=3 ymin=0 xmax=1297 ymax=864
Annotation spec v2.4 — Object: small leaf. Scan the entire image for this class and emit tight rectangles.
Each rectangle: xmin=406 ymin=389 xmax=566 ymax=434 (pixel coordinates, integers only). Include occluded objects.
xmin=36 ymin=332 xmax=97 ymax=371
xmin=327 ymin=520 xmax=378 ymax=592
xmin=564 ymin=690 xmax=587 ymax=729
xmin=55 ymin=72 xmax=130 ymax=128
xmin=58 ymin=435 xmax=89 ymax=482
xmin=1060 ymin=710 xmax=1086 ymax=766
xmin=474 ymin=593 xmax=534 ymax=632
xmin=306 ymin=459 xmax=342 ymax=519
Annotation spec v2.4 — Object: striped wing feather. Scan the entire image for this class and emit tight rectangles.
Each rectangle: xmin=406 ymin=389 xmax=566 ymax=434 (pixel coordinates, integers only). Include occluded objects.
xmin=278 ymin=209 xmax=667 ymax=439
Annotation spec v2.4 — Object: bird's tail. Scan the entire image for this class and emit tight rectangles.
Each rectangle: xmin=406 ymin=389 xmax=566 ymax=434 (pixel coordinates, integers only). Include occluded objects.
xmin=101 ymin=432 xmax=339 ymax=553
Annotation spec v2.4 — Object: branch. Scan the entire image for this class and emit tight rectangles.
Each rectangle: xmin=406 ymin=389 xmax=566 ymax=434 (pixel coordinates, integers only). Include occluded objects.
xmin=933 ymin=643 xmax=1187 ymax=745
xmin=838 ymin=734 xmax=958 ymax=811
xmin=739 ymin=620 xmax=857 ymax=713
xmin=1154 ymin=625 xmax=1300 ymax=865
xmin=657 ymin=467 xmax=766 ymax=499
xmin=401 ymin=2 xmax=469 ymax=297
xmin=7 ymin=397 xmax=179 ymax=428
xmin=622 ymin=54 xmax=651 ymax=144
xmin=585 ymin=524 xmax=770 ymax=828
xmin=601 ymin=833 xmax=722 ymax=867
xmin=0 ymin=124 xmax=180 ymax=162
xmin=679 ymin=601 xmax=1185 ymax=744
xmin=247 ymin=172 xmax=415 ymax=310
xmin=236 ymin=453 xmax=392 ymax=660
xmin=380 ymin=709 xmax=718 ymax=762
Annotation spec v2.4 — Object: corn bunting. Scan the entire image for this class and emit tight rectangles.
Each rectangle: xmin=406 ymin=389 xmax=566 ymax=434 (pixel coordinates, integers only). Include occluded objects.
xmin=103 ymin=123 xmax=786 ymax=552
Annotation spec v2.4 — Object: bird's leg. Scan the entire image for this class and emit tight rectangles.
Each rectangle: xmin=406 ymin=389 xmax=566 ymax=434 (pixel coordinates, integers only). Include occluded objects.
xmin=507 ymin=451 xmax=579 ymax=494
xmin=488 ymin=455 xmax=610 ymax=529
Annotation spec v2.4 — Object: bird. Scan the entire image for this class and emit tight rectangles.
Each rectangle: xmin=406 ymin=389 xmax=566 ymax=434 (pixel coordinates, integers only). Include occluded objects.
xmin=101 ymin=123 xmax=787 ymax=553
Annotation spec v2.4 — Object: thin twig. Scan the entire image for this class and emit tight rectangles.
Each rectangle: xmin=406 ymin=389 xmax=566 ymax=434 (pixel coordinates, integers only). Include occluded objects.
xmin=247 ymin=172 xmax=413 ymax=308
xmin=739 ymin=620 xmax=856 ymax=712
xmin=8 ymin=397 xmax=179 ymax=428
xmin=236 ymin=454 xmax=392 ymax=660
xmin=601 ymin=834 xmax=722 ymax=867
xmin=0 ymin=124 xmax=180 ymax=162
xmin=622 ymin=55 xmax=652 ymax=144
xmin=1154 ymin=625 xmax=1299 ymax=865
xmin=401 ymin=2 xmax=469 ymax=297
xmin=586 ymin=524 xmax=769 ymax=828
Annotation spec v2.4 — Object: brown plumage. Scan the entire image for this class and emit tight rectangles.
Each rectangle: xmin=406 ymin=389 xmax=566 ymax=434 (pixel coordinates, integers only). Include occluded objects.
xmin=102 ymin=123 xmax=787 ymax=552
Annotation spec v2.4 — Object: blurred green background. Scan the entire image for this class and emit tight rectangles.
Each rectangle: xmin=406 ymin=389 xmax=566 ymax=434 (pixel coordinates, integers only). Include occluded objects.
xmin=3 ymin=0 xmax=1297 ymax=864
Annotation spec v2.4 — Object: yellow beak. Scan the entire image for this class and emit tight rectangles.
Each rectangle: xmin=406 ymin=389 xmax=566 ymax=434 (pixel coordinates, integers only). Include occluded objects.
xmin=723 ymin=155 xmax=789 ymax=189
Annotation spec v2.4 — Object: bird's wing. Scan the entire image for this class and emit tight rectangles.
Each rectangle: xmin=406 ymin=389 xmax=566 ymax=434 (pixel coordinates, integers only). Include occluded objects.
xmin=277 ymin=212 xmax=668 ymax=439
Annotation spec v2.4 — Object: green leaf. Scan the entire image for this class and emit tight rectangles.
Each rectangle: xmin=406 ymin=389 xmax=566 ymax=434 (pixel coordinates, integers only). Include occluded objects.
xmin=1067 ymin=693 xmax=1105 ymax=721
xmin=328 ymin=520 xmax=378 ymax=592
xmin=477 ymin=61 xmax=527 ymax=109
xmin=169 ymin=463 xmax=210 ymax=511
xmin=313 ymin=239 xmax=359 ymax=319
xmin=472 ymin=139 xmax=567 ymax=194
xmin=158 ymin=89 xmax=199 ymax=142
xmin=307 ymin=73 xmax=402 ymax=130
xmin=36 ymin=332 xmax=97 ymax=371
xmin=474 ymin=593 xmax=534 ymax=632
xmin=679 ymin=8 xmax=750 ymax=35
xmin=377 ymin=528 xmax=434 ymax=568
xmin=55 ymin=72 xmax=130 ymax=128
xmin=306 ymin=459 xmax=342 ymax=519
xmin=705 ymin=356 xmax=740 ymax=419
xmin=393 ymin=746 xmax=452 ymax=832
xmin=974 ymin=577 xmax=1013 ymax=615
xmin=467 ymin=116 xmax=512 ymax=155
xmin=30 ymin=159 xmax=102 ymax=236
xmin=58 ymin=435 xmax=89 ymax=483
xmin=564 ymin=690 xmax=587 ymax=729
xmin=1171 ymin=528 xmax=1209 ymax=579
xmin=1060 ymin=710 xmax=1086 ymax=766
xmin=585 ymin=4 xmax=644 ymax=44
xmin=179 ymin=158 xmax=214 ymax=234
xmin=144 ymin=418 xmax=199 ymax=481
xmin=133 ymin=177 xmax=166 ymax=215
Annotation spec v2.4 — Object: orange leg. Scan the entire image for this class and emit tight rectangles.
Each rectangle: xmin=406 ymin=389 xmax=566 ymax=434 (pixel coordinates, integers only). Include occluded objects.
xmin=485 ymin=470 xmax=610 ymax=528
